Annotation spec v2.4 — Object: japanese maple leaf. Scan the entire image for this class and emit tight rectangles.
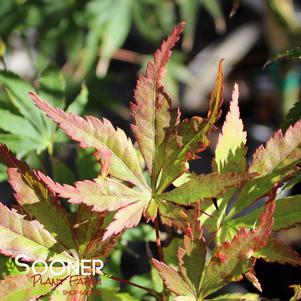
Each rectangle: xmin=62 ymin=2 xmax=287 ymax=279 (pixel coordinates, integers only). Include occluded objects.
xmin=29 ymin=23 xmax=252 ymax=239
xmin=0 ymin=144 xmax=118 ymax=301
xmin=153 ymin=194 xmax=276 ymax=300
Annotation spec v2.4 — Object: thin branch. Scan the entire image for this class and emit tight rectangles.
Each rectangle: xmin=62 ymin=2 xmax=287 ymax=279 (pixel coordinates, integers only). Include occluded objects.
xmin=102 ymin=272 xmax=160 ymax=298
xmin=111 ymin=48 xmax=144 ymax=64
xmin=154 ymin=216 xmax=164 ymax=262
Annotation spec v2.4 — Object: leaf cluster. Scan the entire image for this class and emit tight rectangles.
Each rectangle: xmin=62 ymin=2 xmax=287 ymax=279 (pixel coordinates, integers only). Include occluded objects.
xmin=0 ymin=23 xmax=301 ymax=301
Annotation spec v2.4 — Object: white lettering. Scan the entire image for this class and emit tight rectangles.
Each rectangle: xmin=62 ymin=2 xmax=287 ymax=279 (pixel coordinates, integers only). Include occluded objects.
xmin=15 ymin=255 xmax=30 ymax=274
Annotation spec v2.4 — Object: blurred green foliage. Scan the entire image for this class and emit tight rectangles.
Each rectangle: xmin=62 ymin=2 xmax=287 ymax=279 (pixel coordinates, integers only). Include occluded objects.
xmin=0 ymin=66 xmax=88 ymax=180
xmin=0 ymin=0 xmax=227 ymax=79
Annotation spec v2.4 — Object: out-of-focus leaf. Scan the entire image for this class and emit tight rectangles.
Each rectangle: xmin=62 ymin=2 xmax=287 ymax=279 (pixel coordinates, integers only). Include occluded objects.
xmin=38 ymin=64 xmax=65 ymax=108
xmin=0 ymin=108 xmax=40 ymax=140
xmin=230 ymin=0 xmax=241 ymax=18
xmin=281 ymin=69 xmax=300 ymax=115
xmin=281 ymin=100 xmax=301 ymax=131
xmin=127 ymin=273 xmax=154 ymax=299
xmin=76 ymin=148 xmax=101 ymax=180
xmin=121 ymin=224 xmax=155 ymax=242
xmin=0 ymin=162 xmax=6 ymax=181
xmin=266 ymin=0 xmax=301 ymax=33
xmin=52 ymin=158 xmax=75 ymax=185
xmin=183 ymin=23 xmax=260 ymax=110
xmin=133 ymin=1 xmax=171 ymax=42
xmin=290 ymin=284 xmax=301 ymax=301
xmin=264 ymin=47 xmax=301 ymax=68
xmin=0 ymin=134 xmax=43 ymax=156
xmin=201 ymin=0 xmax=225 ymax=33
xmin=0 ymin=38 xmax=5 ymax=57
xmin=87 ymin=0 xmax=133 ymax=77
xmin=0 ymin=71 xmax=46 ymax=132
xmin=164 ymin=238 xmax=183 ymax=266
xmin=179 ymin=0 xmax=199 ymax=51
xmin=96 ymin=287 xmax=140 ymax=301
xmin=155 ymin=0 xmax=176 ymax=39
xmin=151 ymin=265 xmax=164 ymax=293
xmin=73 ymin=30 xmax=100 ymax=81
xmin=164 ymin=52 xmax=191 ymax=102
xmin=66 ymin=85 xmax=88 ymax=115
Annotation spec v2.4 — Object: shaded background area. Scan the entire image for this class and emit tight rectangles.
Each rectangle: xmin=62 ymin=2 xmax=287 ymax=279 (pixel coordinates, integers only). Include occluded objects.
xmin=0 ymin=0 xmax=301 ymax=299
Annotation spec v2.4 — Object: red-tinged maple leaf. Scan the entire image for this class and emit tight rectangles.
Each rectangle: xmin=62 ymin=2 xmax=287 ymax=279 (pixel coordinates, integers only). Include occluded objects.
xmin=37 ymin=169 xmax=152 ymax=238
xmin=228 ymin=119 xmax=301 ymax=218
xmin=28 ymin=24 xmax=252 ymax=240
xmin=153 ymin=205 xmax=206 ymax=299
xmin=254 ymin=236 xmax=301 ymax=267
xmin=0 ymin=146 xmax=120 ymax=300
xmin=250 ymin=119 xmax=301 ymax=176
xmin=214 ymin=83 xmax=247 ymax=173
xmin=202 ymin=83 xmax=248 ymax=237
xmin=1 ymin=19 xmax=301 ymax=301
xmin=29 ymin=92 xmax=148 ymax=191
xmin=0 ymin=202 xmax=73 ymax=261
xmin=152 ymin=259 xmax=195 ymax=298
xmin=199 ymin=194 xmax=275 ymax=298
xmin=131 ymin=22 xmax=185 ymax=187
xmin=245 ymin=261 xmax=262 ymax=292
xmin=73 ymin=204 xmax=118 ymax=259
xmin=177 ymin=205 xmax=206 ymax=295
xmin=155 ymin=60 xmax=224 ymax=192
xmin=153 ymin=195 xmax=275 ymax=300
xmin=0 ymin=143 xmax=77 ymax=251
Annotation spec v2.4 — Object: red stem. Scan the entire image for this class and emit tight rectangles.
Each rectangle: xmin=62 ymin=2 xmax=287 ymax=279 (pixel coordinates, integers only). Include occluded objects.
xmin=111 ymin=48 xmax=144 ymax=64
xmin=103 ymin=273 xmax=160 ymax=298
xmin=154 ymin=216 xmax=164 ymax=262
